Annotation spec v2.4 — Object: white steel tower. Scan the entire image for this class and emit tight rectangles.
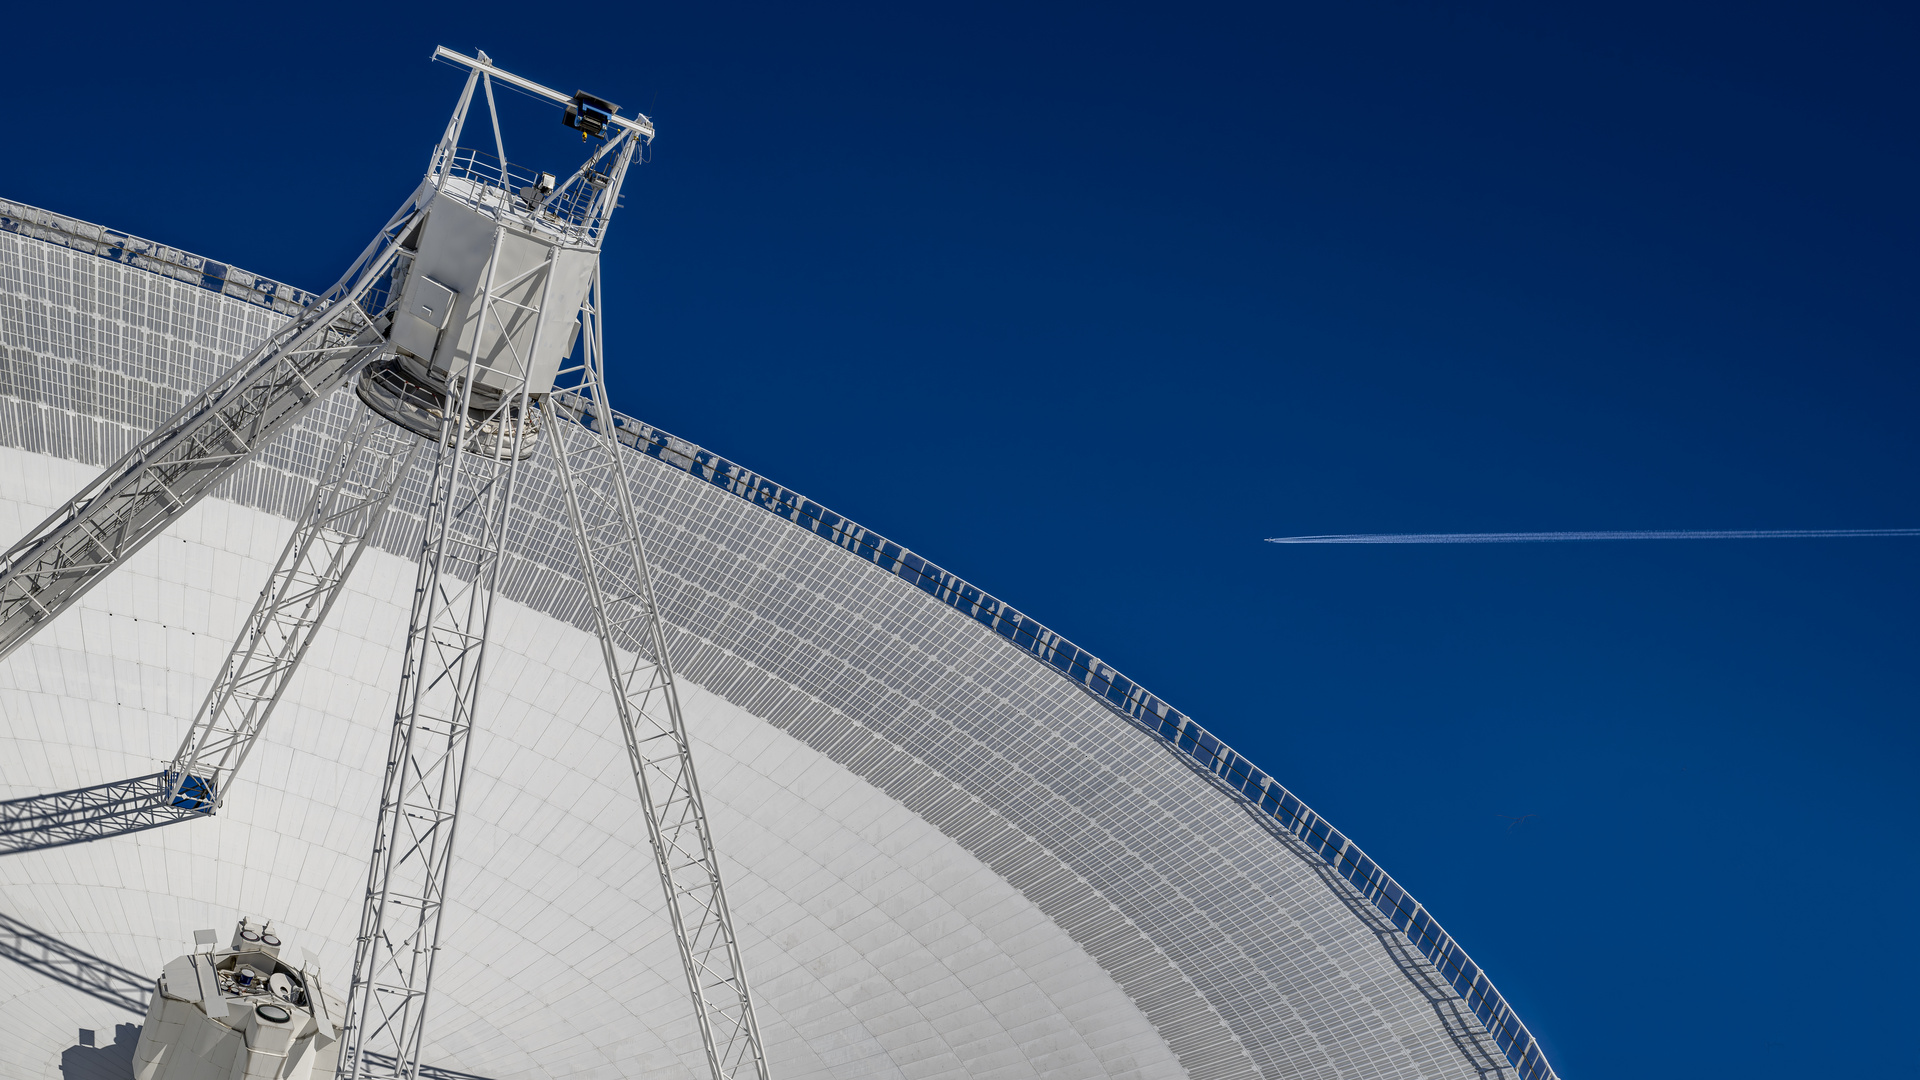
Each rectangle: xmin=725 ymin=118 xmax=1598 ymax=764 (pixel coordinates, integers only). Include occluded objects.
xmin=0 ymin=48 xmax=770 ymax=1080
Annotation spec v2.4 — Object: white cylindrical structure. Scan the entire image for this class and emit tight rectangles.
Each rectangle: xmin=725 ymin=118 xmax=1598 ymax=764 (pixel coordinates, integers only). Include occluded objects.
xmin=130 ymin=918 xmax=344 ymax=1080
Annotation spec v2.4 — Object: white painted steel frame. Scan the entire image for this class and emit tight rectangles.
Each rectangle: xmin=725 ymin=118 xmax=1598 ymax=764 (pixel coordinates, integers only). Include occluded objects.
xmin=0 ymin=185 xmax=1567 ymax=1080
xmin=163 ymin=405 xmax=420 ymax=812
xmin=546 ymin=272 xmax=770 ymax=1080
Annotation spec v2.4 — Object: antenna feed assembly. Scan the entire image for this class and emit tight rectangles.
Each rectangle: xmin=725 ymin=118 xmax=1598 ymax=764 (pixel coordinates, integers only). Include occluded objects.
xmin=357 ymin=49 xmax=649 ymax=459
xmin=564 ymin=91 xmax=620 ymax=140
xmin=358 ymin=187 xmax=594 ymax=459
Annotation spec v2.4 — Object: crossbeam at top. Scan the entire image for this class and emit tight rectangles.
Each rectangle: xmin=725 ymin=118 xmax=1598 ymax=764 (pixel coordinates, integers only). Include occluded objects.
xmin=433 ymin=46 xmax=655 ymax=139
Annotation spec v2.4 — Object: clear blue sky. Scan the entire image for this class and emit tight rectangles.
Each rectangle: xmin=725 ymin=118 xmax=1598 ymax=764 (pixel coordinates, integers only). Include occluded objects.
xmin=4 ymin=3 xmax=1915 ymax=1076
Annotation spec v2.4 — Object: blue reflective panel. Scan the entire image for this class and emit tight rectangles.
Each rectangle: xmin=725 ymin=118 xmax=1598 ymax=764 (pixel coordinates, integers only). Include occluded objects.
xmin=1048 ymin=643 xmax=1080 ymax=675
xmin=168 ymin=774 xmax=215 ymax=811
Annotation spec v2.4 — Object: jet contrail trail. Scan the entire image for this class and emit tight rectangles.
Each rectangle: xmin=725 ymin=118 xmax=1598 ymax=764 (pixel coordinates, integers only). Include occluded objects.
xmin=1266 ymin=529 xmax=1920 ymax=544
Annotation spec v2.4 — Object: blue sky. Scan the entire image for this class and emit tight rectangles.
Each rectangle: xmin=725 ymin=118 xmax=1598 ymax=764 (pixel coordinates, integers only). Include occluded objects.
xmin=4 ymin=2 xmax=1916 ymax=1076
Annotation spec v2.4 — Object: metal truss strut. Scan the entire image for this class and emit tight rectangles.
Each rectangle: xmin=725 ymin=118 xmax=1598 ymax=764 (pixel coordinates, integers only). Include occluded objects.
xmin=342 ymin=221 xmax=549 ymax=1080
xmin=0 ymin=773 xmax=195 ymax=855
xmin=546 ymin=273 xmax=771 ymax=1080
xmin=165 ymin=404 xmax=420 ymax=813
xmin=0 ymin=198 xmax=425 ymax=665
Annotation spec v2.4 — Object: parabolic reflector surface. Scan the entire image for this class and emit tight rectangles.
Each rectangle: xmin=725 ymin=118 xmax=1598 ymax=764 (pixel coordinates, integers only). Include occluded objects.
xmin=0 ymin=200 xmax=1549 ymax=1080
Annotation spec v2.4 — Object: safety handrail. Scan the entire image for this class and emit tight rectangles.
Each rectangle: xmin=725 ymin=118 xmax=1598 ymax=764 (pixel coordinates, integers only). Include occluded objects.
xmin=593 ymin=407 xmax=1562 ymax=1080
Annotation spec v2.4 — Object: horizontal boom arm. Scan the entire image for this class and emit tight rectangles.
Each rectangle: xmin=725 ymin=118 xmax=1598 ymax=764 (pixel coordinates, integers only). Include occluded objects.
xmin=432 ymin=47 xmax=655 ymax=139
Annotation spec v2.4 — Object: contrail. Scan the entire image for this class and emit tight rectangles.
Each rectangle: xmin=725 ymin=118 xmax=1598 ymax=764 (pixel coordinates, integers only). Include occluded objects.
xmin=1266 ymin=529 xmax=1920 ymax=544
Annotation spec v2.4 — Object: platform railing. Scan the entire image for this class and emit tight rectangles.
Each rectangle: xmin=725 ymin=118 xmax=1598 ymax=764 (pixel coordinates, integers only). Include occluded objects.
xmin=599 ymin=408 xmax=1561 ymax=1080
xmin=436 ymin=147 xmax=606 ymax=236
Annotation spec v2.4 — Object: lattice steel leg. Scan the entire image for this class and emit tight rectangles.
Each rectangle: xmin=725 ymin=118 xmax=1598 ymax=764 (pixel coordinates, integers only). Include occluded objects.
xmin=164 ymin=403 xmax=420 ymax=813
xmin=342 ymin=224 xmax=552 ymax=1080
xmin=546 ymin=272 xmax=771 ymax=1080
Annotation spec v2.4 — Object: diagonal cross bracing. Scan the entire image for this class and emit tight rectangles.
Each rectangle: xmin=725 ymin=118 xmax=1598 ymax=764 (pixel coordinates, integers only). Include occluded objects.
xmin=165 ymin=405 xmax=421 ymax=812
xmin=545 ymin=275 xmax=770 ymax=1080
